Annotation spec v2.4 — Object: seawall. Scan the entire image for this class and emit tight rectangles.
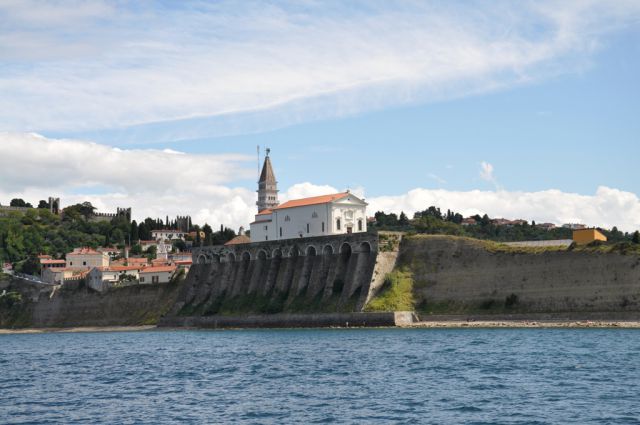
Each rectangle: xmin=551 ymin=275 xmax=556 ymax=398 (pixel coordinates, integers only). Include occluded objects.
xmin=164 ymin=233 xmax=379 ymax=320
xmin=399 ymin=235 xmax=640 ymax=315
xmin=162 ymin=311 xmax=415 ymax=329
xmin=1 ymin=280 xmax=182 ymax=328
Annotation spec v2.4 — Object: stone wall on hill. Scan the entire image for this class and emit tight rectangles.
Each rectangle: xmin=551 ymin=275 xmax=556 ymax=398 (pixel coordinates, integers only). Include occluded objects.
xmin=399 ymin=235 xmax=640 ymax=314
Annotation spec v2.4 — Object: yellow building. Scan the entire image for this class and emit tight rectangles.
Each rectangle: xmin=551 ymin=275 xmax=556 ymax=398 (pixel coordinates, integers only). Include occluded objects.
xmin=572 ymin=228 xmax=607 ymax=245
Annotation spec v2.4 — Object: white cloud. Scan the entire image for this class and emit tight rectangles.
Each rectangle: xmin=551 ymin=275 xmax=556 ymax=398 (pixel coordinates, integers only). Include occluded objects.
xmin=428 ymin=173 xmax=447 ymax=185
xmin=0 ymin=133 xmax=258 ymax=230
xmin=479 ymin=161 xmax=502 ymax=190
xmin=366 ymin=186 xmax=640 ymax=233
xmin=1 ymin=1 xmax=639 ymax=138
xmin=2 ymin=133 xmax=639 ymax=233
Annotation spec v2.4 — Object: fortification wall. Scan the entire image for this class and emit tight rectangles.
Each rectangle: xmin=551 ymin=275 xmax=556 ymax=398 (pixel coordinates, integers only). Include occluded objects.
xmin=165 ymin=232 xmax=379 ymax=318
xmin=19 ymin=282 xmax=181 ymax=328
xmin=399 ymin=235 xmax=640 ymax=314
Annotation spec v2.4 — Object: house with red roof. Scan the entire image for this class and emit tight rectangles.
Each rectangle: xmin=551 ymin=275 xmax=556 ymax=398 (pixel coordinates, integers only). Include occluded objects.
xmin=139 ymin=265 xmax=177 ymax=285
xmin=249 ymin=151 xmax=368 ymax=242
xmin=65 ymin=247 xmax=110 ymax=269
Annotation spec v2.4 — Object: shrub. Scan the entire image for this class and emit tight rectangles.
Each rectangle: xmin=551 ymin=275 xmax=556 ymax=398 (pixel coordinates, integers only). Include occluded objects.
xmin=364 ymin=269 xmax=415 ymax=312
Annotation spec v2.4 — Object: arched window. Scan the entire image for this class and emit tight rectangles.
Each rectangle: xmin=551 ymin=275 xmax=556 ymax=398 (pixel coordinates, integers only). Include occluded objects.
xmin=312 ymin=212 xmax=318 ymax=218
xmin=358 ymin=219 xmax=363 ymax=231
xmin=285 ymin=215 xmax=290 ymax=222
xmin=336 ymin=218 xmax=341 ymax=230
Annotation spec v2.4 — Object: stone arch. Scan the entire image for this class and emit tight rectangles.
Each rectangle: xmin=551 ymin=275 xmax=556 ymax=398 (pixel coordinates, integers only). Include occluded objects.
xmin=289 ymin=246 xmax=300 ymax=258
xmin=257 ymin=250 xmax=268 ymax=261
xmin=272 ymin=248 xmax=283 ymax=258
xmin=360 ymin=241 xmax=372 ymax=253
xmin=196 ymin=254 xmax=208 ymax=264
xmin=339 ymin=242 xmax=352 ymax=256
xmin=227 ymin=252 xmax=236 ymax=263
xmin=306 ymin=245 xmax=317 ymax=256
xmin=212 ymin=254 xmax=221 ymax=263
xmin=241 ymin=251 xmax=251 ymax=262
xmin=322 ymin=244 xmax=334 ymax=256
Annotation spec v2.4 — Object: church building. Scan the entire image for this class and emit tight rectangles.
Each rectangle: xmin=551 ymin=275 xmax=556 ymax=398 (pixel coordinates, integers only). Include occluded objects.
xmin=250 ymin=150 xmax=368 ymax=242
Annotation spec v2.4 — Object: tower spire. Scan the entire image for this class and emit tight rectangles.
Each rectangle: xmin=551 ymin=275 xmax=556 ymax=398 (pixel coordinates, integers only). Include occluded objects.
xmin=257 ymin=148 xmax=278 ymax=212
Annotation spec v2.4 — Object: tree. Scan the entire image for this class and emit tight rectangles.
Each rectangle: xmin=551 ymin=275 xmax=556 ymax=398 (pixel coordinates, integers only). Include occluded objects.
xmin=10 ymin=198 xmax=32 ymax=208
xmin=130 ymin=220 xmax=139 ymax=243
xmin=145 ymin=245 xmax=157 ymax=261
xmin=172 ymin=239 xmax=187 ymax=252
xmin=138 ymin=221 xmax=150 ymax=241
xmin=202 ymin=223 xmax=213 ymax=246
xmin=398 ymin=212 xmax=409 ymax=226
xmin=20 ymin=255 xmax=41 ymax=276
xmin=633 ymin=231 xmax=640 ymax=244
xmin=130 ymin=244 xmax=143 ymax=256
xmin=37 ymin=200 xmax=49 ymax=209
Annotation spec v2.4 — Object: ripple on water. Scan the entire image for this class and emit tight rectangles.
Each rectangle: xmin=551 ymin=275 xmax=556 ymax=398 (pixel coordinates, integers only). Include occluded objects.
xmin=0 ymin=328 xmax=639 ymax=424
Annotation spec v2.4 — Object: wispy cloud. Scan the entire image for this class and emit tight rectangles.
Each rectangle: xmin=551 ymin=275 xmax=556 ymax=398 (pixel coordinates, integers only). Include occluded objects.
xmin=428 ymin=173 xmax=447 ymax=185
xmin=479 ymin=161 xmax=498 ymax=187
xmin=1 ymin=1 xmax=639 ymax=139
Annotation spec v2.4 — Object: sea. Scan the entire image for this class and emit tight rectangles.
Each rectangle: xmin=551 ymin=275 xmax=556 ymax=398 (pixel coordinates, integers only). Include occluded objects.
xmin=1 ymin=328 xmax=639 ymax=424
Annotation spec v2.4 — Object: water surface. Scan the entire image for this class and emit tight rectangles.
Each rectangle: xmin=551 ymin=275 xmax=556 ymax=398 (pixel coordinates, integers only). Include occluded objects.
xmin=1 ymin=328 xmax=639 ymax=424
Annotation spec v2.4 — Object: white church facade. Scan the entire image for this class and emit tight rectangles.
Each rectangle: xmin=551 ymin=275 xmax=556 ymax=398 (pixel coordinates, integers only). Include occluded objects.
xmin=249 ymin=151 xmax=368 ymax=242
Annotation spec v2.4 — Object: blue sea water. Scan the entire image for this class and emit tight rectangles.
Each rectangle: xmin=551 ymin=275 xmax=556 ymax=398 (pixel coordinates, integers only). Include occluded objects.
xmin=1 ymin=328 xmax=639 ymax=424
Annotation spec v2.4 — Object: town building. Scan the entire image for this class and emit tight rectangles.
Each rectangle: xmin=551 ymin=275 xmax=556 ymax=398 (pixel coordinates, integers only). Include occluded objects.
xmin=563 ymin=223 xmax=587 ymax=230
xmin=151 ymin=229 xmax=186 ymax=241
xmin=536 ymin=223 xmax=556 ymax=231
xmin=461 ymin=217 xmax=477 ymax=226
xmin=224 ymin=235 xmax=251 ymax=245
xmin=65 ymin=247 xmax=110 ymax=269
xmin=139 ymin=265 xmax=177 ymax=284
xmin=42 ymin=267 xmax=88 ymax=285
xmin=87 ymin=265 xmax=145 ymax=292
xmin=249 ymin=151 xmax=367 ymax=242
xmin=256 ymin=148 xmax=279 ymax=213
xmin=40 ymin=258 xmax=66 ymax=272
xmin=573 ymin=228 xmax=607 ymax=245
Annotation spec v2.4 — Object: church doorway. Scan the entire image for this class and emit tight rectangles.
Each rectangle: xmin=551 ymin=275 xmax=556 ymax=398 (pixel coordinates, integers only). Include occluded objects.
xmin=346 ymin=226 xmax=353 ymax=234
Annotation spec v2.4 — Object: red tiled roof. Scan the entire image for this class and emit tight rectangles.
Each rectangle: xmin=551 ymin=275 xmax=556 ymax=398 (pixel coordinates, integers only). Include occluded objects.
xmin=140 ymin=265 xmax=177 ymax=273
xmin=257 ymin=209 xmax=272 ymax=216
xmin=274 ymin=192 xmax=350 ymax=210
xmin=250 ymin=219 xmax=272 ymax=224
xmin=95 ymin=265 xmax=145 ymax=272
xmin=174 ymin=260 xmax=192 ymax=265
xmin=224 ymin=235 xmax=251 ymax=245
xmin=40 ymin=259 xmax=66 ymax=265
xmin=68 ymin=247 xmax=104 ymax=256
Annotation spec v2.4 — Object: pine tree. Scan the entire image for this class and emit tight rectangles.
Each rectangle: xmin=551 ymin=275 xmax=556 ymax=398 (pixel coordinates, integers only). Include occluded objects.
xmin=633 ymin=231 xmax=640 ymax=244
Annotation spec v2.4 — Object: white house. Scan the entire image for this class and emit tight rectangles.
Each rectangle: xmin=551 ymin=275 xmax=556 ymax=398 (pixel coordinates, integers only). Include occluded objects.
xmin=87 ymin=265 xmax=144 ymax=292
xmin=66 ymin=247 xmax=110 ymax=269
xmin=151 ymin=229 xmax=185 ymax=241
xmin=249 ymin=152 xmax=368 ymax=242
xmin=139 ymin=265 xmax=177 ymax=284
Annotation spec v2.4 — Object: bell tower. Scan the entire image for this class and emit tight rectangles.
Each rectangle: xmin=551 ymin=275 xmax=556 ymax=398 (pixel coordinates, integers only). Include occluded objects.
xmin=257 ymin=148 xmax=279 ymax=212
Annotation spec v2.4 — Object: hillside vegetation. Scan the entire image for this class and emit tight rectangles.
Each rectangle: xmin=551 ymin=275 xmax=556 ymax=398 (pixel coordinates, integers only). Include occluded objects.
xmin=371 ymin=206 xmax=639 ymax=244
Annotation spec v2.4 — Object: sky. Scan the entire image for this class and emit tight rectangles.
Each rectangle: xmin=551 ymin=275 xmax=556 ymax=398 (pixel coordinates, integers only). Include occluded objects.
xmin=1 ymin=1 xmax=639 ymax=231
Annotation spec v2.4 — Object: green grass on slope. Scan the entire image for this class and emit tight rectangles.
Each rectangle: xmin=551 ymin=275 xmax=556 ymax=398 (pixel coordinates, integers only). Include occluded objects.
xmin=364 ymin=269 xmax=415 ymax=312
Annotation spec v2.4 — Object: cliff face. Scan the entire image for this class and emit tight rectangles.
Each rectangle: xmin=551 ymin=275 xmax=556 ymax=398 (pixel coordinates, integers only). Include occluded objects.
xmin=399 ymin=235 xmax=640 ymax=314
